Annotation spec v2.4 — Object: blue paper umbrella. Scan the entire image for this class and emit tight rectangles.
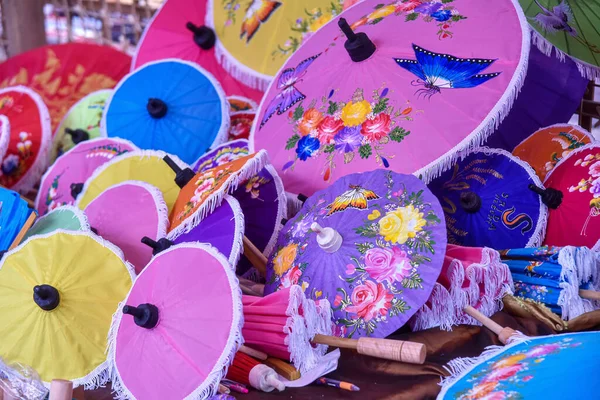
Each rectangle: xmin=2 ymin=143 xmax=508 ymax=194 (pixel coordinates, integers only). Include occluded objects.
xmin=500 ymin=246 xmax=600 ymax=320
xmin=438 ymin=332 xmax=600 ymax=399
xmin=0 ymin=187 xmax=34 ymax=251
xmin=102 ymin=59 xmax=229 ymax=164
xmin=428 ymin=148 xmax=547 ymax=249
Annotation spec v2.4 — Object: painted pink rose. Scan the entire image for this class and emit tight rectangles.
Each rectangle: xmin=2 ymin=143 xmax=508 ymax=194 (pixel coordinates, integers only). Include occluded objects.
xmin=365 ymin=247 xmax=412 ymax=283
xmin=361 ymin=113 xmax=392 ymax=141
xmin=334 ymin=294 xmax=343 ymax=307
xmin=589 ymin=161 xmax=600 ymax=177
xmin=526 ymin=343 xmax=560 ymax=358
xmin=480 ymin=392 xmax=508 ymax=400
xmin=190 ymin=177 xmax=215 ymax=203
xmin=482 ymin=364 xmax=522 ymax=383
xmin=278 ymin=266 xmax=302 ymax=289
xmin=345 ymin=281 xmax=393 ymax=321
xmin=317 ymin=116 xmax=345 ymax=143
xmin=395 ymin=0 xmax=422 ymax=12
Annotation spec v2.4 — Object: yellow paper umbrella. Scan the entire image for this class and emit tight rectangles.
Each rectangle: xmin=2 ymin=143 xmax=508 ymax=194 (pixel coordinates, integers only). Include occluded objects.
xmin=208 ymin=0 xmax=349 ymax=90
xmin=74 ymin=150 xmax=187 ymax=212
xmin=0 ymin=230 xmax=135 ymax=387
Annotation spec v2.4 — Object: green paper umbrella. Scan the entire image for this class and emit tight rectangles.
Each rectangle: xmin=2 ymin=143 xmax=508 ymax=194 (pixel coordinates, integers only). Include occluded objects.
xmin=22 ymin=206 xmax=89 ymax=241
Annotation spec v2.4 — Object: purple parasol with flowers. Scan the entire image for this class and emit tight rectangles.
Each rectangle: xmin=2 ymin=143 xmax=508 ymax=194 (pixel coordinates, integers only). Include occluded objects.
xmin=264 ymin=170 xmax=446 ymax=338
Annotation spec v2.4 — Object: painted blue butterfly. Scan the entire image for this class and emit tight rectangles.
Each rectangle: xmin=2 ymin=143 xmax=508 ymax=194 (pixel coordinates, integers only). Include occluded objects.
xmin=260 ymin=53 xmax=321 ymax=129
xmin=394 ymin=44 xmax=500 ymax=98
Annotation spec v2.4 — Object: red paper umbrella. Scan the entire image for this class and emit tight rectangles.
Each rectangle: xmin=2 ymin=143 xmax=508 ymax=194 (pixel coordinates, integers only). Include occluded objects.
xmin=0 ymin=86 xmax=51 ymax=193
xmin=543 ymin=143 xmax=600 ymax=250
xmin=0 ymin=43 xmax=131 ymax=131
xmin=131 ymin=0 xmax=263 ymax=103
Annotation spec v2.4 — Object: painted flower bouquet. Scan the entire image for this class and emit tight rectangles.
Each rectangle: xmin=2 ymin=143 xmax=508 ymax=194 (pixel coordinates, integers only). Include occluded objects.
xmin=284 ymin=87 xmax=417 ymax=181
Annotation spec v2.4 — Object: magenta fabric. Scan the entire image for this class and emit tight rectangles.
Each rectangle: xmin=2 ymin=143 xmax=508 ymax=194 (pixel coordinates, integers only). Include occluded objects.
xmin=113 ymin=244 xmax=241 ymax=400
xmin=251 ymin=0 xmax=528 ymax=196
xmin=35 ymin=137 xmax=137 ymax=215
xmin=83 ymin=181 xmax=167 ymax=274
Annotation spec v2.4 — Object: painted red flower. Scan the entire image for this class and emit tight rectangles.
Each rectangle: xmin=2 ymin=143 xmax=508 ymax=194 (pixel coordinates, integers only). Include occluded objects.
xmin=278 ymin=265 xmax=302 ymax=289
xmin=345 ymin=281 xmax=393 ymax=321
xmin=317 ymin=116 xmax=345 ymax=143
xmin=395 ymin=0 xmax=422 ymax=12
xmin=361 ymin=113 xmax=392 ymax=142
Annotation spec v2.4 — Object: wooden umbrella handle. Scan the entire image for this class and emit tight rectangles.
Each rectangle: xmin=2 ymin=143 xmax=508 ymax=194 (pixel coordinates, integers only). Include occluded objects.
xmin=243 ymin=236 xmax=267 ymax=277
xmin=463 ymin=305 xmax=516 ymax=345
xmin=580 ymin=289 xmax=600 ymax=301
xmin=49 ymin=379 xmax=73 ymax=400
xmin=312 ymin=334 xmax=426 ymax=364
xmin=8 ymin=212 xmax=36 ymax=250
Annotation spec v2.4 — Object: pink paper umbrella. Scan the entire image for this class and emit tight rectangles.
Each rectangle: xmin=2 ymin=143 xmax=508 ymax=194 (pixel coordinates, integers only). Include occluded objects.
xmin=35 ymin=137 xmax=138 ymax=215
xmin=107 ymin=243 xmax=243 ymax=400
xmin=250 ymin=0 xmax=529 ymax=196
xmin=83 ymin=181 xmax=169 ymax=274
xmin=132 ymin=0 xmax=263 ymax=103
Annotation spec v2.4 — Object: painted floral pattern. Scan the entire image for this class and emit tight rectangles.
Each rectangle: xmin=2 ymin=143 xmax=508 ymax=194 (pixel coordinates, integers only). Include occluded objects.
xmin=568 ymin=152 xmax=600 ymax=235
xmin=228 ymin=112 xmax=255 ymax=140
xmin=44 ymin=172 xmax=68 ymax=211
xmin=283 ymin=87 xmax=419 ymax=182
xmin=175 ymin=166 xmax=234 ymax=222
xmin=195 ymin=145 xmax=250 ymax=173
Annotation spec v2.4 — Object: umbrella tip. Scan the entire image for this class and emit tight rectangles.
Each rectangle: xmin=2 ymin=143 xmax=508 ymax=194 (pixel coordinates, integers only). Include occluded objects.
xmin=123 ymin=304 xmax=159 ymax=329
xmin=147 ymin=98 xmax=168 ymax=119
xmin=64 ymin=128 xmax=90 ymax=144
xmin=162 ymin=156 xmax=195 ymax=188
xmin=70 ymin=183 xmax=84 ymax=200
xmin=297 ymin=193 xmax=308 ymax=203
xmin=311 ymin=222 xmax=343 ymax=253
xmin=459 ymin=191 xmax=482 ymax=214
xmin=528 ymin=184 xmax=563 ymax=209
xmin=141 ymin=236 xmax=173 ymax=255
xmin=338 ymin=17 xmax=376 ymax=62
xmin=33 ymin=284 xmax=60 ymax=311
xmin=186 ymin=22 xmax=216 ymax=50
xmin=281 ymin=218 xmax=288 ymax=226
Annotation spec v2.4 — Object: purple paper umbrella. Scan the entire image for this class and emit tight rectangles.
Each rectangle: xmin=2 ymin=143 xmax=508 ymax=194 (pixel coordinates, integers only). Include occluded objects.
xmin=192 ymin=139 xmax=250 ymax=173
xmin=264 ymin=170 xmax=446 ymax=339
xmin=166 ymin=195 xmax=244 ymax=267
xmin=35 ymin=137 xmax=138 ymax=215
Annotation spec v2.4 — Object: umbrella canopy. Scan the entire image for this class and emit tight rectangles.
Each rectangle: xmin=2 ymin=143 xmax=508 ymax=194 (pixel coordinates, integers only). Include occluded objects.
xmin=428 ymin=148 xmax=547 ymax=249
xmin=410 ymin=244 xmax=513 ymax=332
xmin=0 ymin=115 xmax=9 ymax=161
xmin=501 ymin=246 xmax=600 ymax=320
xmin=167 ymin=195 xmax=244 ymax=267
xmin=132 ymin=0 xmax=264 ymax=103
xmin=83 ymin=181 xmax=169 ymax=274
xmin=50 ymin=89 xmax=112 ymax=162
xmin=0 ymin=187 xmax=34 ymax=251
xmin=543 ymin=143 xmax=600 ymax=250
xmin=208 ymin=0 xmax=354 ymax=90
xmin=107 ymin=243 xmax=243 ymax=400
xmin=229 ymin=111 xmax=256 ymax=141
xmin=438 ymin=332 xmax=600 ymax=399
xmin=228 ymin=96 xmax=258 ymax=112
xmin=75 ymin=150 xmax=187 ymax=214
xmin=0 ymin=43 xmax=131 ymax=130
xmin=265 ymin=170 xmax=446 ymax=338
xmin=168 ymin=151 xmax=268 ymax=237
xmin=102 ymin=59 xmax=229 ymax=165
xmin=35 ymin=137 xmax=138 ymax=215
xmin=512 ymin=124 xmax=592 ymax=181
xmin=22 ymin=206 xmax=89 ymax=241
xmin=193 ymin=139 xmax=250 ymax=173
xmin=250 ymin=0 xmax=529 ymax=196
xmin=0 ymin=230 xmax=134 ymax=387
xmin=0 ymin=86 xmax=51 ymax=193
xmin=522 ymin=0 xmax=600 ymax=79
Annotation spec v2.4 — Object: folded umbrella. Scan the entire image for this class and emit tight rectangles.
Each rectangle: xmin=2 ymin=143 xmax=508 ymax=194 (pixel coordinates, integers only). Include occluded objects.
xmin=0 ymin=86 xmax=51 ymax=194
xmin=50 ymin=89 xmax=112 ymax=162
xmin=251 ymin=0 xmax=529 ymax=195
xmin=35 ymin=137 xmax=138 ymax=215
xmin=0 ymin=43 xmax=131 ymax=130
xmin=265 ymin=169 xmax=446 ymax=339
xmin=193 ymin=139 xmax=250 ymax=174
xmin=228 ymin=96 xmax=257 ymax=113
xmin=0 ymin=230 xmax=134 ymax=387
xmin=132 ymin=0 xmax=264 ymax=103
xmin=102 ymin=59 xmax=230 ymax=165
xmin=428 ymin=147 xmax=548 ymax=249
xmin=542 ymin=143 xmax=600 ymax=250
xmin=107 ymin=243 xmax=243 ymax=400
xmin=512 ymin=124 xmax=592 ymax=181
xmin=83 ymin=181 xmax=169 ymax=274
xmin=22 ymin=205 xmax=89 ymax=241
xmin=74 ymin=150 xmax=187 ymax=214
xmin=228 ymin=111 xmax=256 ymax=141
xmin=438 ymin=331 xmax=600 ymax=399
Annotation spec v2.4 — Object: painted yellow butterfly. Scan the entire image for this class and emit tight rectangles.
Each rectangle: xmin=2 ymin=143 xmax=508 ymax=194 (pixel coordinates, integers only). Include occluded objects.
xmin=326 ymin=185 xmax=379 ymax=216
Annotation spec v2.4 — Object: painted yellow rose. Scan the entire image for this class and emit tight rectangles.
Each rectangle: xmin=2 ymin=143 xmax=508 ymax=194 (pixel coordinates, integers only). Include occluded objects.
xmin=273 ymin=243 xmax=298 ymax=275
xmin=367 ymin=5 xmax=396 ymax=21
xmin=340 ymin=100 xmax=372 ymax=127
xmin=310 ymin=14 xmax=332 ymax=32
xmin=378 ymin=205 xmax=426 ymax=244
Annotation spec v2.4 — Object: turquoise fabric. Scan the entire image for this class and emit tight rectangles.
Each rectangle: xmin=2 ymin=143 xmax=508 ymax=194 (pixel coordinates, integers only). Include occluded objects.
xmin=0 ymin=187 xmax=33 ymax=251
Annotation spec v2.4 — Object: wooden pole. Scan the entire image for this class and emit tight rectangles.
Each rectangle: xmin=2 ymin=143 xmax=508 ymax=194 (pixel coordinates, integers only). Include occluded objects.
xmin=2 ymin=0 xmax=47 ymax=56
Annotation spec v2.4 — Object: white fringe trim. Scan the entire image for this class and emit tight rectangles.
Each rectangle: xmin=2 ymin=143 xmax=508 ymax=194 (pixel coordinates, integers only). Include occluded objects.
xmin=34 ymin=137 xmax=140 ymax=213
xmin=0 ymin=86 xmax=52 ymax=195
xmin=74 ymin=149 xmax=189 ymax=210
xmin=101 ymin=58 xmax=230 ymax=163
xmin=223 ymin=194 xmax=245 ymax=268
xmin=167 ymin=149 xmax=269 ymax=239
xmin=410 ymin=247 xmax=514 ymax=331
xmin=531 ymin=29 xmax=600 ymax=81
xmin=0 ymin=115 xmax=10 ymax=162
xmin=284 ymin=191 xmax=303 ymax=219
xmin=556 ymin=246 xmax=600 ymax=320
xmin=106 ymin=242 xmax=244 ymax=400
xmin=205 ymin=0 xmax=273 ymax=91
xmin=0 ymin=229 xmax=136 ymax=389
xmin=262 ymin=164 xmax=288 ymax=258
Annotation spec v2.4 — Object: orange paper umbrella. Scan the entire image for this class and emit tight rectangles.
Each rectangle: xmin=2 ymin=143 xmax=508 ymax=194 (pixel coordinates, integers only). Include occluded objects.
xmin=167 ymin=151 xmax=268 ymax=238
xmin=512 ymin=124 xmax=592 ymax=181
xmin=0 ymin=43 xmax=131 ymax=131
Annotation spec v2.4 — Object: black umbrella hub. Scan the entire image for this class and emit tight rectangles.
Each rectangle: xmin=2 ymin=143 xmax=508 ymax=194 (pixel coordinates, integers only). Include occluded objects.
xmin=123 ymin=304 xmax=159 ymax=329
xmin=186 ymin=22 xmax=216 ymax=50
xmin=460 ymin=191 xmax=482 ymax=214
xmin=33 ymin=285 xmax=60 ymax=311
